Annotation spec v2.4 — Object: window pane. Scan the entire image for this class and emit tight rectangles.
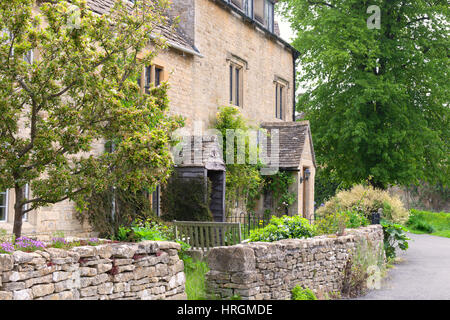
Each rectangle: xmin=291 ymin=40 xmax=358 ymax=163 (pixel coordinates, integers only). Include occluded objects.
xmin=254 ymin=0 xmax=264 ymax=24
xmin=0 ymin=191 xmax=6 ymax=221
xmin=231 ymin=0 xmax=243 ymax=9
xmin=244 ymin=0 xmax=253 ymax=17
xmin=275 ymin=84 xmax=279 ymax=118
xmin=230 ymin=65 xmax=233 ymax=104
xmin=155 ymin=68 xmax=162 ymax=86
xmin=236 ymin=68 xmax=240 ymax=106
xmin=280 ymin=86 xmax=283 ymax=119
xmin=145 ymin=66 xmax=152 ymax=94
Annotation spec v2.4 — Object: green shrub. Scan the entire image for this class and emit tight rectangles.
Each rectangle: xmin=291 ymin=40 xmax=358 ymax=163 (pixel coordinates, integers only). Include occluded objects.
xmin=342 ymin=239 xmax=385 ymax=298
xmin=381 ymin=220 xmax=410 ymax=260
xmin=291 ymin=285 xmax=317 ymax=300
xmin=249 ymin=215 xmax=316 ymax=242
xmin=316 ymin=185 xmax=409 ymax=224
xmin=315 ymin=210 xmax=370 ymax=236
xmin=406 ymin=209 xmax=450 ymax=237
xmin=161 ymin=172 xmax=213 ymax=222
xmin=113 ymin=218 xmax=174 ymax=242
xmin=79 ymin=188 xmax=157 ymax=239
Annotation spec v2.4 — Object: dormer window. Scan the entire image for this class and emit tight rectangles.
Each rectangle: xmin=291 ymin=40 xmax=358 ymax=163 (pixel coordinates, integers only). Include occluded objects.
xmin=228 ymin=0 xmax=274 ymax=33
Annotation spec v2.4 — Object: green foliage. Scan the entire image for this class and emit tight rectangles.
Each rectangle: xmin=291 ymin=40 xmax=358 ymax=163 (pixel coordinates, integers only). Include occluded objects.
xmin=406 ymin=209 xmax=450 ymax=238
xmin=342 ymin=239 xmax=385 ymax=298
xmin=0 ymin=0 xmax=184 ymax=237
xmin=249 ymin=215 xmax=316 ymax=242
xmin=291 ymin=285 xmax=317 ymax=300
xmin=381 ymin=220 xmax=410 ymax=260
xmin=160 ymin=172 xmax=213 ymax=222
xmin=113 ymin=218 xmax=174 ymax=243
xmin=263 ymin=171 xmax=297 ymax=215
xmin=213 ymin=106 xmax=264 ymax=216
xmin=185 ymin=260 xmax=211 ymax=300
xmin=279 ymin=0 xmax=449 ymax=189
xmin=315 ymin=209 xmax=369 ymax=236
xmin=316 ymin=185 xmax=409 ymax=224
xmin=314 ymin=167 xmax=343 ymax=208
xmin=78 ymin=188 xmax=156 ymax=239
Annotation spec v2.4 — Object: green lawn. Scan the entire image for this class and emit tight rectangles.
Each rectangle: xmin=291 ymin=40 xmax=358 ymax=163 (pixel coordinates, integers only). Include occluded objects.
xmin=406 ymin=209 xmax=450 ymax=238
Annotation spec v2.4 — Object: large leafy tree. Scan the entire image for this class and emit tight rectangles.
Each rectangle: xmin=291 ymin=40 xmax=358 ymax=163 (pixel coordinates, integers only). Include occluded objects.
xmin=279 ymin=0 xmax=449 ymax=189
xmin=0 ymin=0 xmax=183 ymax=237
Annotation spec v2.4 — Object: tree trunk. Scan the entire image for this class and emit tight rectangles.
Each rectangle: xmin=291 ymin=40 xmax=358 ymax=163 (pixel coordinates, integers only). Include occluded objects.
xmin=13 ymin=185 xmax=24 ymax=240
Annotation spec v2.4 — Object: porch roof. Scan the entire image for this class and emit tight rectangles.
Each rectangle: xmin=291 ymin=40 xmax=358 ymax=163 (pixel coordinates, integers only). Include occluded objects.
xmin=260 ymin=121 xmax=316 ymax=170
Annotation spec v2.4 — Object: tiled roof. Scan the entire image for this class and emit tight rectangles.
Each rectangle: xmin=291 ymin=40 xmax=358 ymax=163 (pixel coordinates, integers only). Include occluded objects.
xmin=260 ymin=121 xmax=316 ymax=170
xmin=86 ymin=0 xmax=199 ymax=55
xmin=174 ymin=136 xmax=226 ymax=171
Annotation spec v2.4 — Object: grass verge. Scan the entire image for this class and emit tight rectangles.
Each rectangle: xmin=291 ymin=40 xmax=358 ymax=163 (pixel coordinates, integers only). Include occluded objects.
xmin=406 ymin=209 xmax=450 ymax=238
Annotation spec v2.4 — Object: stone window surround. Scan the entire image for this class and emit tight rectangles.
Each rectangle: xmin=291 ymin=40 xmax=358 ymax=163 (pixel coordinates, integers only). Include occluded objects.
xmin=143 ymin=64 xmax=166 ymax=93
xmin=226 ymin=53 xmax=248 ymax=108
xmin=274 ymin=76 xmax=289 ymax=121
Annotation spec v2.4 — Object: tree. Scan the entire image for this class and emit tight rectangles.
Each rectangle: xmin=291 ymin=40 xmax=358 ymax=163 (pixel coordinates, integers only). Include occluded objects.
xmin=0 ymin=0 xmax=183 ymax=238
xmin=279 ymin=0 xmax=449 ymax=189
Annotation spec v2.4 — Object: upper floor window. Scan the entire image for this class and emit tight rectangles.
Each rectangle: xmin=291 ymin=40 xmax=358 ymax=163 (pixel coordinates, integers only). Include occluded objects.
xmin=229 ymin=63 xmax=243 ymax=107
xmin=0 ymin=190 xmax=8 ymax=222
xmin=275 ymin=77 xmax=289 ymax=120
xmin=275 ymin=82 xmax=285 ymax=120
xmin=228 ymin=0 xmax=274 ymax=33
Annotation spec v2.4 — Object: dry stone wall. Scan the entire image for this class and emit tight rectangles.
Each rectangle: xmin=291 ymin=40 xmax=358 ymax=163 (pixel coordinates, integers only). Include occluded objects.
xmin=206 ymin=225 xmax=384 ymax=300
xmin=0 ymin=241 xmax=186 ymax=300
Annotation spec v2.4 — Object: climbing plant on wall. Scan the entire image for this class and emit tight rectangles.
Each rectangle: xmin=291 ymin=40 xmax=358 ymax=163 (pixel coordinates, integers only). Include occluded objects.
xmin=213 ymin=106 xmax=264 ymax=217
xmin=263 ymin=171 xmax=297 ymax=216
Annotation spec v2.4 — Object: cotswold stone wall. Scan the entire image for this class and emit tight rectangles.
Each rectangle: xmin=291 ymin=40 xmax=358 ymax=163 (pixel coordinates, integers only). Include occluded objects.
xmin=206 ymin=225 xmax=384 ymax=300
xmin=0 ymin=241 xmax=186 ymax=300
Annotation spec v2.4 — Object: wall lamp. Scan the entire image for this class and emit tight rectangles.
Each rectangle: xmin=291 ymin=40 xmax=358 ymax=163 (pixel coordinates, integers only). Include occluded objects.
xmin=300 ymin=168 xmax=311 ymax=184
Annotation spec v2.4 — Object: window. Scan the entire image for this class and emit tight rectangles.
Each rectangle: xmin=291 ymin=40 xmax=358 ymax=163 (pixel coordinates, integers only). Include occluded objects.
xmin=143 ymin=65 xmax=165 ymax=94
xmin=0 ymin=190 xmax=8 ymax=222
xmin=24 ymin=49 xmax=33 ymax=64
xmin=22 ymin=184 xmax=30 ymax=221
xmin=229 ymin=63 xmax=243 ymax=107
xmin=275 ymin=82 xmax=286 ymax=120
xmin=254 ymin=0 xmax=274 ymax=32
xmin=152 ymin=186 xmax=161 ymax=217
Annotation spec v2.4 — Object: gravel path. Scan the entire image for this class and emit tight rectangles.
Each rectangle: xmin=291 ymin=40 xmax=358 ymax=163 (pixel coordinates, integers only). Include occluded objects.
xmin=357 ymin=233 xmax=450 ymax=300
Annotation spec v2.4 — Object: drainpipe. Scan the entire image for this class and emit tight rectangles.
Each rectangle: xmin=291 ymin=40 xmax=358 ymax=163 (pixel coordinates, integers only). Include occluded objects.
xmin=292 ymin=50 xmax=299 ymax=122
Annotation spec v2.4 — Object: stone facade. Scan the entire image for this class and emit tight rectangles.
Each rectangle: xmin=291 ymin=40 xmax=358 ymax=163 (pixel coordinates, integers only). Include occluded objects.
xmin=1 ymin=0 xmax=300 ymax=239
xmin=205 ymin=225 xmax=384 ymax=300
xmin=165 ymin=0 xmax=296 ymax=130
xmin=0 ymin=241 xmax=186 ymax=300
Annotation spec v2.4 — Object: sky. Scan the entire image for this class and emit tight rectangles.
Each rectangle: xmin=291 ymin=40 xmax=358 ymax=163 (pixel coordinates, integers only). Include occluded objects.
xmin=275 ymin=13 xmax=296 ymax=43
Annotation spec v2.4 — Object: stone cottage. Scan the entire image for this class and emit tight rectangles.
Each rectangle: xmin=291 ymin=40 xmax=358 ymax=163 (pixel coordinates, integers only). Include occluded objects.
xmin=0 ymin=0 xmax=316 ymax=238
